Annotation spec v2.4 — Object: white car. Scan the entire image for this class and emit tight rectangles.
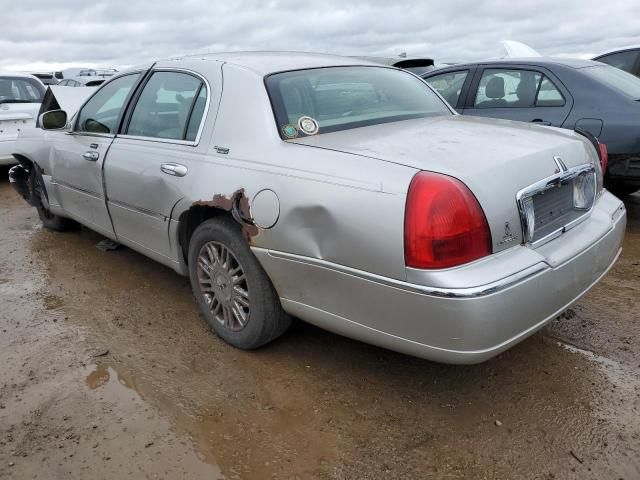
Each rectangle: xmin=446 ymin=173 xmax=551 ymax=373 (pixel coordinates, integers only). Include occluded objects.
xmin=0 ymin=72 xmax=45 ymax=166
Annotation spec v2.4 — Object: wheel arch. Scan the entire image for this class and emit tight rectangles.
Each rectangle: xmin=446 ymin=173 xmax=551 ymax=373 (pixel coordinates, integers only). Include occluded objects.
xmin=175 ymin=189 xmax=260 ymax=265
xmin=12 ymin=153 xmax=35 ymax=170
xmin=177 ymin=205 xmax=233 ymax=265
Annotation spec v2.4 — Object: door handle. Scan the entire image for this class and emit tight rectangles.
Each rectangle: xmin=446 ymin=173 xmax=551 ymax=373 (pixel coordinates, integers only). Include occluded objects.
xmin=160 ymin=163 xmax=188 ymax=177
xmin=531 ymin=119 xmax=552 ymax=126
xmin=82 ymin=151 xmax=99 ymax=162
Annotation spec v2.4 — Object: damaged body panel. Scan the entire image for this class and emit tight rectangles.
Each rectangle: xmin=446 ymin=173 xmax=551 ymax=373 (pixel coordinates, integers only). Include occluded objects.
xmin=10 ymin=52 xmax=626 ymax=364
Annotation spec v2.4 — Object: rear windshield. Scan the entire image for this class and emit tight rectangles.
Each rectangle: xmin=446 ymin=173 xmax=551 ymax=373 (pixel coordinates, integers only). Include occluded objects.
xmin=265 ymin=66 xmax=451 ymax=138
xmin=0 ymin=77 xmax=45 ymax=103
xmin=583 ymin=65 xmax=640 ymax=98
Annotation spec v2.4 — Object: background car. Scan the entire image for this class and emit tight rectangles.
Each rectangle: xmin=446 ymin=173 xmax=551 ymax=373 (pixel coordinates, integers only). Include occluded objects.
xmin=58 ymin=76 xmax=106 ymax=87
xmin=422 ymin=58 xmax=640 ymax=195
xmin=593 ymin=46 xmax=640 ymax=77
xmin=31 ymin=72 xmax=59 ymax=85
xmin=0 ymin=72 xmax=45 ymax=166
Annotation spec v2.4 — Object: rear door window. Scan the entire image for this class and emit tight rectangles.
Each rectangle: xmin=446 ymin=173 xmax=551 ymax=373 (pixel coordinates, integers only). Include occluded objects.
xmin=473 ymin=69 xmax=564 ymax=108
xmin=126 ymin=71 xmax=207 ymax=141
xmin=423 ymin=70 xmax=469 ymax=107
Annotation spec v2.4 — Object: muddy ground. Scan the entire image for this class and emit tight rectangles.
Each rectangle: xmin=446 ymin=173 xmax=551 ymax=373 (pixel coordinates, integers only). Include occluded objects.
xmin=0 ymin=166 xmax=638 ymax=480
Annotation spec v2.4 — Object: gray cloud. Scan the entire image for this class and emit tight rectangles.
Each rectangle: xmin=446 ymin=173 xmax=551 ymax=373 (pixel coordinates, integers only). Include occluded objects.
xmin=2 ymin=0 xmax=639 ymax=71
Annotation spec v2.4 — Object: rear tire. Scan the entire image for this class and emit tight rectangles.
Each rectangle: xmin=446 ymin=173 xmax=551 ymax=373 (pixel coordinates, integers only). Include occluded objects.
xmin=606 ymin=180 xmax=638 ymax=197
xmin=188 ymin=217 xmax=291 ymax=349
xmin=30 ymin=166 xmax=76 ymax=231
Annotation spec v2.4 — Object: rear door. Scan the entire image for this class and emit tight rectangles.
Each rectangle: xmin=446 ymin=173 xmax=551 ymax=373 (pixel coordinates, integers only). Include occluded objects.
xmin=51 ymin=73 xmax=141 ymax=237
xmin=462 ymin=65 xmax=573 ymax=127
xmin=104 ymin=68 xmax=215 ymax=262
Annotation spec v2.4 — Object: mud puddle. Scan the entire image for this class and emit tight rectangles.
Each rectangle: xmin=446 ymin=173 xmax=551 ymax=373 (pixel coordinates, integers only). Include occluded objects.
xmin=1 ymin=172 xmax=639 ymax=479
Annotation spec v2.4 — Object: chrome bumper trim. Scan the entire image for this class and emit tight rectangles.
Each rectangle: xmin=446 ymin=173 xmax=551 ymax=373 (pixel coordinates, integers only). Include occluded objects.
xmin=260 ymin=249 xmax=548 ymax=299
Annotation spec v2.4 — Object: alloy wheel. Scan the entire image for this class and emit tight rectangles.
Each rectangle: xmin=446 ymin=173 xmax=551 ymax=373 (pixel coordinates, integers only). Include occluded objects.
xmin=197 ymin=241 xmax=250 ymax=332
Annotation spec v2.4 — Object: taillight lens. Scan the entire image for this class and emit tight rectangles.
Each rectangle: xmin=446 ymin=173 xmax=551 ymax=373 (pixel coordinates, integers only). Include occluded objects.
xmin=404 ymin=171 xmax=492 ymax=269
xmin=598 ymin=143 xmax=608 ymax=173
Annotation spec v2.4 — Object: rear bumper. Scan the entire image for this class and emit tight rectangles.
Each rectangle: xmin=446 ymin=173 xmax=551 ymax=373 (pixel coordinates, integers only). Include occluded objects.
xmin=254 ymin=192 xmax=626 ymax=364
xmin=0 ymin=138 xmax=18 ymax=165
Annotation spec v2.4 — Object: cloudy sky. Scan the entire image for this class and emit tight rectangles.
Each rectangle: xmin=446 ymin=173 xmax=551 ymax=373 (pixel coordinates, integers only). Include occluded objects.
xmin=2 ymin=0 xmax=639 ymax=72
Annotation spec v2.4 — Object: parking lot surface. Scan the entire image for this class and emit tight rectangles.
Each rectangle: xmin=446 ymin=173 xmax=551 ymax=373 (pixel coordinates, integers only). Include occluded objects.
xmin=0 ymin=166 xmax=638 ymax=479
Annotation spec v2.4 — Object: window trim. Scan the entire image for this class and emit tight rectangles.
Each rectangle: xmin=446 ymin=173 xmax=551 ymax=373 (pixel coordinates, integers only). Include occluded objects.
xmin=72 ymin=71 xmax=145 ymax=138
xmin=467 ymin=67 xmax=566 ymax=109
xmin=118 ymin=68 xmax=211 ymax=147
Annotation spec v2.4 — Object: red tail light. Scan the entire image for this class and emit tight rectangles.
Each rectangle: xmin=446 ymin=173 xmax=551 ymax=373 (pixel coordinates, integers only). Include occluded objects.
xmin=404 ymin=172 xmax=492 ymax=269
xmin=598 ymin=143 xmax=608 ymax=173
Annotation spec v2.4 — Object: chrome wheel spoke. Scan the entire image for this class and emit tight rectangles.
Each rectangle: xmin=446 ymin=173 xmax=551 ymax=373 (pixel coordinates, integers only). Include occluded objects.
xmin=232 ymin=302 xmax=248 ymax=326
xmin=234 ymin=285 xmax=249 ymax=298
xmin=235 ymin=294 xmax=250 ymax=308
xmin=198 ymin=256 xmax=213 ymax=275
xmin=209 ymin=295 xmax=220 ymax=313
xmin=206 ymin=243 xmax=220 ymax=266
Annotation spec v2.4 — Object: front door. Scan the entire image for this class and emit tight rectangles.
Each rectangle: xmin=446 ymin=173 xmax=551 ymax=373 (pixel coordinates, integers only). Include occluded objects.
xmin=52 ymin=73 xmax=141 ymax=237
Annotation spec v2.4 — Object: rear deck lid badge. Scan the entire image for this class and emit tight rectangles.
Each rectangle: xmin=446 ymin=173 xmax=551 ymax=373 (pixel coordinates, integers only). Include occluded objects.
xmin=499 ymin=221 xmax=517 ymax=245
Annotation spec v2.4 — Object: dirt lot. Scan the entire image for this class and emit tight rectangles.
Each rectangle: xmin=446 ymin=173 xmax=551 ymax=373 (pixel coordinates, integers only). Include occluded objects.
xmin=0 ymin=166 xmax=638 ymax=480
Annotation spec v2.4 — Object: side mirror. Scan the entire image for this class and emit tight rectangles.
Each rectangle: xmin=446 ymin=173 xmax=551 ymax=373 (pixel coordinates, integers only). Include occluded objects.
xmin=40 ymin=110 xmax=68 ymax=130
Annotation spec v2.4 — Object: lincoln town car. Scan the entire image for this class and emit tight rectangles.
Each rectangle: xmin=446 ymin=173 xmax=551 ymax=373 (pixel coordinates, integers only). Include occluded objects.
xmin=9 ymin=52 xmax=626 ymax=363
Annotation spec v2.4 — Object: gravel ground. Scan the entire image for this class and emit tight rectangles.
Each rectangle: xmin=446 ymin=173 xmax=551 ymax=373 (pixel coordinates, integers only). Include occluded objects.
xmin=0 ymin=166 xmax=638 ymax=479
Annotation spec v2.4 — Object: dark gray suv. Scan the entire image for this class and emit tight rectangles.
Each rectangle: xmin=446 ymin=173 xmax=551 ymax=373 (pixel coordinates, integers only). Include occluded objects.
xmin=422 ymin=58 xmax=640 ymax=195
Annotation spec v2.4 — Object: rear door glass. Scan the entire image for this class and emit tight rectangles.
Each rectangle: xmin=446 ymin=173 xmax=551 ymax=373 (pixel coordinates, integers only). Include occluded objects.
xmin=474 ymin=69 xmax=564 ymax=108
xmin=126 ymin=71 xmax=206 ymax=141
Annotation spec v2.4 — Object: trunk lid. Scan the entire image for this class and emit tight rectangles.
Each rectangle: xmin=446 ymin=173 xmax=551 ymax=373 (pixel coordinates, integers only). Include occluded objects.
xmin=289 ymin=115 xmax=598 ymax=253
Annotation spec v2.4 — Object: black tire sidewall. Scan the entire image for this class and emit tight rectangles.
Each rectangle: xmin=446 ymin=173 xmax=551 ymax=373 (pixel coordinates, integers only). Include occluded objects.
xmin=188 ymin=217 xmax=286 ymax=349
xmin=29 ymin=167 xmax=66 ymax=231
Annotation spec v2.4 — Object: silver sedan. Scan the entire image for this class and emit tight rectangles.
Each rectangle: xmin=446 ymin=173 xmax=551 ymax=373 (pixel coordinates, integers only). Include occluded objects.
xmin=9 ymin=52 xmax=626 ymax=363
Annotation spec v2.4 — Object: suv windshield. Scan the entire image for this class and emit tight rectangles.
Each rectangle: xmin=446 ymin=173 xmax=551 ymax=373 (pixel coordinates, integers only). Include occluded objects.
xmin=265 ymin=66 xmax=451 ymax=138
xmin=583 ymin=65 xmax=640 ymax=99
xmin=0 ymin=77 xmax=45 ymax=103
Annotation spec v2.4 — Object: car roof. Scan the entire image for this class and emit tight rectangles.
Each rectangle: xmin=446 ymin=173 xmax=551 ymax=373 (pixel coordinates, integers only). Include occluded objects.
xmin=0 ymin=71 xmax=43 ymax=80
xmin=67 ymin=76 xmax=105 ymax=84
xmin=425 ymin=57 xmax=601 ymax=72
xmin=592 ymin=45 xmax=640 ymax=59
xmin=157 ymin=51 xmax=381 ymax=75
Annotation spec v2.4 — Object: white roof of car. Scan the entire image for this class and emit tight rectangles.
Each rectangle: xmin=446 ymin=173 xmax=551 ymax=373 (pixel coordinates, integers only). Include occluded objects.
xmin=162 ymin=51 xmax=379 ymax=75
xmin=0 ymin=71 xmax=42 ymax=80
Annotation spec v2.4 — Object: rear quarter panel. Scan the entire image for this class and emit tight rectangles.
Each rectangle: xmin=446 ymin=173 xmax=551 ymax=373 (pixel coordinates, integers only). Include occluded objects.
xmin=171 ymin=63 xmax=417 ymax=280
